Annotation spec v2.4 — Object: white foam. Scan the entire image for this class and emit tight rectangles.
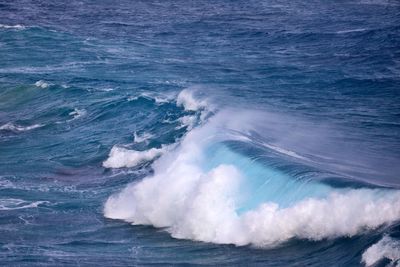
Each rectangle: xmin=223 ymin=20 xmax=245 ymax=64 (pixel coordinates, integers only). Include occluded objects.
xmin=176 ymin=89 xmax=208 ymax=111
xmin=104 ymin=112 xmax=400 ymax=246
xmin=128 ymin=93 xmax=171 ymax=104
xmin=103 ymin=146 xmax=166 ymax=168
xmin=0 ymin=198 xmax=47 ymax=210
xmin=176 ymin=115 xmax=197 ymax=130
xmin=362 ymin=236 xmax=400 ymax=266
xmin=0 ymin=24 xmax=26 ymax=30
xmin=34 ymin=80 xmax=50 ymax=88
xmin=0 ymin=122 xmax=43 ymax=132
xmin=133 ymin=131 xmax=154 ymax=143
xmin=68 ymin=108 xmax=87 ymax=120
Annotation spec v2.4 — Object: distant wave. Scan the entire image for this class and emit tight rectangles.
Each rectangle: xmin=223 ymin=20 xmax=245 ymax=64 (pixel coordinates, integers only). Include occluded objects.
xmin=0 ymin=122 xmax=43 ymax=132
xmin=35 ymin=80 xmax=50 ymax=88
xmin=104 ymin=88 xmax=212 ymax=169
xmin=68 ymin=108 xmax=87 ymax=121
xmin=127 ymin=92 xmax=172 ymax=104
xmin=0 ymin=24 xmax=26 ymax=30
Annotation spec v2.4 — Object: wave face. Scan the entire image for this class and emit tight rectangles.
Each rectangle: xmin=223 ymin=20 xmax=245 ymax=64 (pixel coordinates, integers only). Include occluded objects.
xmin=1 ymin=0 xmax=400 ymax=266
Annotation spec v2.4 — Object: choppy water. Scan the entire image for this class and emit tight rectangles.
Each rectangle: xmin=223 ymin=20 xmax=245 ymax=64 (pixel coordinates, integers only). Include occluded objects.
xmin=1 ymin=0 xmax=400 ymax=266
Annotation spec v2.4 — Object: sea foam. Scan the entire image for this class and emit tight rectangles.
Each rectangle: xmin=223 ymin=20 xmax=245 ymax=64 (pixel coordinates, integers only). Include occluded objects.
xmin=0 ymin=24 xmax=26 ymax=30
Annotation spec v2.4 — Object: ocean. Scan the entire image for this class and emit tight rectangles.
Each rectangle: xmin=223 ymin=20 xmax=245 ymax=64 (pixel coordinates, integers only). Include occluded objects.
xmin=1 ymin=0 xmax=400 ymax=266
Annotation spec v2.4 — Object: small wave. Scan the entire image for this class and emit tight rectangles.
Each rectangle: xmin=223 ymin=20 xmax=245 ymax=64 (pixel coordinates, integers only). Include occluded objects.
xmin=0 ymin=122 xmax=43 ymax=132
xmin=128 ymin=92 xmax=171 ymax=104
xmin=0 ymin=24 xmax=26 ymax=30
xmin=68 ymin=108 xmax=87 ymax=120
xmin=34 ymin=80 xmax=50 ymax=88
xmin=103 ymin=146 xmax=166 ymax=168
xmin=362 ymin=236 xmax=400 ymax=266
xmin=0 ymin=198 xmax=48 ymax=210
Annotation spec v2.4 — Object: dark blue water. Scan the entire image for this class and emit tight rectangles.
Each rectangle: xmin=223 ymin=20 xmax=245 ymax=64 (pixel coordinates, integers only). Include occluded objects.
xmin=1 ymin=1 xmax=400 ymax=266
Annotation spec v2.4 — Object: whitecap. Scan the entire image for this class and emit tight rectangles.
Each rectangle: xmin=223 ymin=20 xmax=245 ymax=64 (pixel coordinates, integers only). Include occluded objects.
xmin=128 ymin=92 xmax=171 ymax=104
xmin=0 ymin=122 xmax=43 ymax=132
xmin=34 ymin=80 xmax=50 ymax=88
xmin=362 ymin=236 xmax=400 ymax=266
xmin=336 ymin=28 xmax=367 ymax=34
xmin=103 ymin=146 xmax=167 ymax=168
xmin=0 ymin=24 xmax=26 ymax=30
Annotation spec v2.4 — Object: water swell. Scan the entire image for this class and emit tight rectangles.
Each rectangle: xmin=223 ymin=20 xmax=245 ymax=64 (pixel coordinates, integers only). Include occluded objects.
xmin=104 ymin=90 xmax=400 ymax=247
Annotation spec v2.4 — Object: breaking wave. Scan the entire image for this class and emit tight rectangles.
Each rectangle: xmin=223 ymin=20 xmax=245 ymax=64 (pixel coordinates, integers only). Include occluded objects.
xmin=103 ymin=89 xmax=400 ymax=247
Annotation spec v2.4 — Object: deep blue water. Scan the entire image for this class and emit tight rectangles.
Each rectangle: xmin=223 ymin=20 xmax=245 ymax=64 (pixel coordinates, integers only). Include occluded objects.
xmin=1 ymin=0 xmax=400 ymax=266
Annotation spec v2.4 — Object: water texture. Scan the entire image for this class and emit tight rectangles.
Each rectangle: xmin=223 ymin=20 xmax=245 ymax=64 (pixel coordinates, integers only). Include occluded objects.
xmin=1 ymin=0 xmax=400 ymax=266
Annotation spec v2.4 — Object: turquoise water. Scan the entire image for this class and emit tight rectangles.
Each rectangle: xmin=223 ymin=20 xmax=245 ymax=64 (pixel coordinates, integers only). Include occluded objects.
xmin=1 ymin=0 xmax=400 ymax=266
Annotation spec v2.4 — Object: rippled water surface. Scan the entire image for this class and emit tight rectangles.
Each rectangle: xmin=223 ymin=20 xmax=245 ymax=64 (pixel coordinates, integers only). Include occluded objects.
xmin=1 ymin=1 xmax=400 ymax=266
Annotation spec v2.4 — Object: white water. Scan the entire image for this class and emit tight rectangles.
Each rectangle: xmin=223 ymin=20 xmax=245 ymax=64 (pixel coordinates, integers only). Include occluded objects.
xmin=362 ymin=236 xmax=400 ymax=266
